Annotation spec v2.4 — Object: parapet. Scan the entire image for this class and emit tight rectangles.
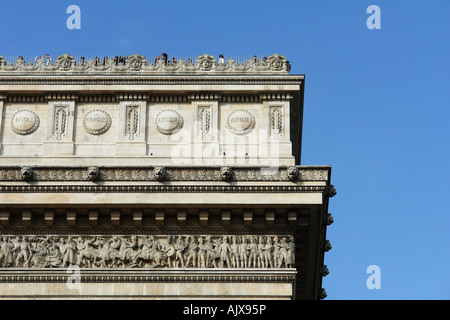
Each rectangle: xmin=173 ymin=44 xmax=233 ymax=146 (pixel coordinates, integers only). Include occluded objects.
xmin=0 ymin=53 xmax=291 ymax=75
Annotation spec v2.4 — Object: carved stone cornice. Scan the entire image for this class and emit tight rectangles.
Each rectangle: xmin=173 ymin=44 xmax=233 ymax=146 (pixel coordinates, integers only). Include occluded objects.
xmin=0 ymin=53 xmax=291 ymax=75
xmin=187 ymin=93 xmax=222 ymax=101
xmin=0 ymin=166 xmax=330 ymax=182
xmin=259 ymin=93 xmax=294 ymax=101
xmin=0 ymin=185 xmax=326 ymax=194
xmin=116 ymin=93 xmax=151 ymax=101
xmin=0 ymin=75 xmax=303 ymax=86
xmin=45 ymin=93 xmax=80 ymax=101
xmin=0 ymin=274 xmax=296 ymax=284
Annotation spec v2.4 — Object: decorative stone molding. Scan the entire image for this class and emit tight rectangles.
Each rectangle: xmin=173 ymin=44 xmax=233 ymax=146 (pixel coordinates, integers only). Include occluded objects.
xmin=82 ymin=109 xmax=112 ymax=135
xmin=20 ymin=166 xmax=33 ymax=181
xmin=116 ymin=93 xmax=150 ymax=101
xmin=318 ymin=288 xmax=327 ymax=300
xmin=153 ymin=166 xmax=166 ymax=181
xmin=259 ymin=93 xmax=294 ymax=101
xmin=86 ymin=166 xmax=100 ymax=181
xmin=0 ymin=76 xmax=303 ymax=86
xmin=55 ymin=54 xmax=76 ymax=71
xmin=45 ymin=93 xmax=79 ymax=101
xmin=188 ymin=93 xmax=222 ymax=101
xmin=320 ymin=265 xmax=329 ymax=277
xmin=154 ymin=109 xmax=183 ymax=135
xmin=323 ymin=240 xmax=332 ymax=252
xmin=326 ymin=184 xmax=337 ymax=198
xmin=226 ymin=109 xmax=255 ymax=135
xmin=326 ymin=213 xmax=334 ymax=226
xmin=0 ymin=166 xmax=330 ymax=182
xmin=286 ymin=166 xmax=299 ymax=182
xmin=0 ymin=234 xmax=295 ymax=269
xmin=10 ymin=109 xmax=40 ymax=135
xmin=0 ymin=185 xmax=327 ymax=194
xmin=220 ymin=166 xmax=233 ymax=181
xmin=0 ymin=54 xmax=291 ymax=74
xmin=6 ymin=95 xmax=45 ymax=102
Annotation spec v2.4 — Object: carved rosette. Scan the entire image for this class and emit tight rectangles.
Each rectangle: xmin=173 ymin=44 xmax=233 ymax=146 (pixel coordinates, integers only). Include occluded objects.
xmin=226 ymin=109 xmax=255 ymax=135
xmin=155 ymin=109 xmax=183 ymax=135
xmin=82 ymin=109 xmax=112 ymax=135
xmin=10 ymin=109 xmax=40 ymax=135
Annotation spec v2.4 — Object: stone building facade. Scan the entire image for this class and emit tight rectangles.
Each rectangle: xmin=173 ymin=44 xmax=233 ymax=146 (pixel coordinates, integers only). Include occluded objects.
xmin=0 ymin=53 xmax=334 ymax=299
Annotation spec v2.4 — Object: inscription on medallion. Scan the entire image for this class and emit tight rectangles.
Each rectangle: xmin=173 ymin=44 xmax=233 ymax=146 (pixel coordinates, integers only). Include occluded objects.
xmin=82 ymin=109 xmax=112 ymax=135
xmin=226 ymin=109 xmax=255 ymax=135
xmin=11 ymin=109 xmax=40 ymax=135
xmin=155 ymin=109 xmax=183 ymax=135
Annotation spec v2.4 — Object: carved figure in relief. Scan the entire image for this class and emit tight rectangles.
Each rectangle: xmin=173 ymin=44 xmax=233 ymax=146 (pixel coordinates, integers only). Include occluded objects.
xmin=272 ymin=236 xmax=280 ymax=267
xmin=117 ymin=236 xmax=137 ymax=268
xmin=204 ymin=236 xmax=217 ymax=268
xmin=95 ymin=238 xmax=112 ymax=268
xmin=239 ymin=236 xmax=249 ymax=268
xmin=257 ymin=236 xmax=265 ymax=268
xmin=77 ymin=236 xmax=97 ymax=268
xmin=61 ymin=236 xmax=78 ymax=267
xmin=161 ymin=235 xmax=175 ymax=268
xmin=262 ymin=236 xmax=274 ymax=268
xmin=14 ymin=236 xmax=32 ymax=268
xmin=286 ymin=235 xmax=295 ymax=268
xmin=217 ymin=236 xmax=232 ymax=268
xmin=197 ymin=237 xmax=207 ymax=268
xmin=0 ymin=237 xmax=13 ymax=267
xmin=173 ymin=236 xmax=186 ymax=268
xmin=276 ymin=237 xmax=290 ymax=268
xmin=184 ymin=236 xmax=198 ymax=268
xmin=230 ymin=236 xmax=240 ymax=268
xmin=0 ymin=234 xmax=294 ymax=269
xmin=247 ymin=236 xmax=259 ymax=268
xmin=45 ymin=241 xmax=63 ymax=267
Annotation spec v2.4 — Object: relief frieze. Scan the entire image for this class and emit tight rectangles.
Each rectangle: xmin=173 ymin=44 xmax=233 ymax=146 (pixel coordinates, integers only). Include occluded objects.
xmin=0 ymin=234 xmax=295 ymax=269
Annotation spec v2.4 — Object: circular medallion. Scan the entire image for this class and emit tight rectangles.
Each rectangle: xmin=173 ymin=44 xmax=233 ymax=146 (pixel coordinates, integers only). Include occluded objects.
xmin=11 ymin=109 xmax=40 ymax=135
xmin=226 ymin=109 xmax=255 ymax=135
xmin=155 ymin=109 xmax=183 ymax=135
xmin=83 ymin=109 xmax=112 ymax=135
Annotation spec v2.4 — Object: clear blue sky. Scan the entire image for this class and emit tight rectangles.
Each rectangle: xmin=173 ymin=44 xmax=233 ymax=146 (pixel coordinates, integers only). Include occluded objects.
xmin=0 ymin=0 xmax=448 ymax=300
